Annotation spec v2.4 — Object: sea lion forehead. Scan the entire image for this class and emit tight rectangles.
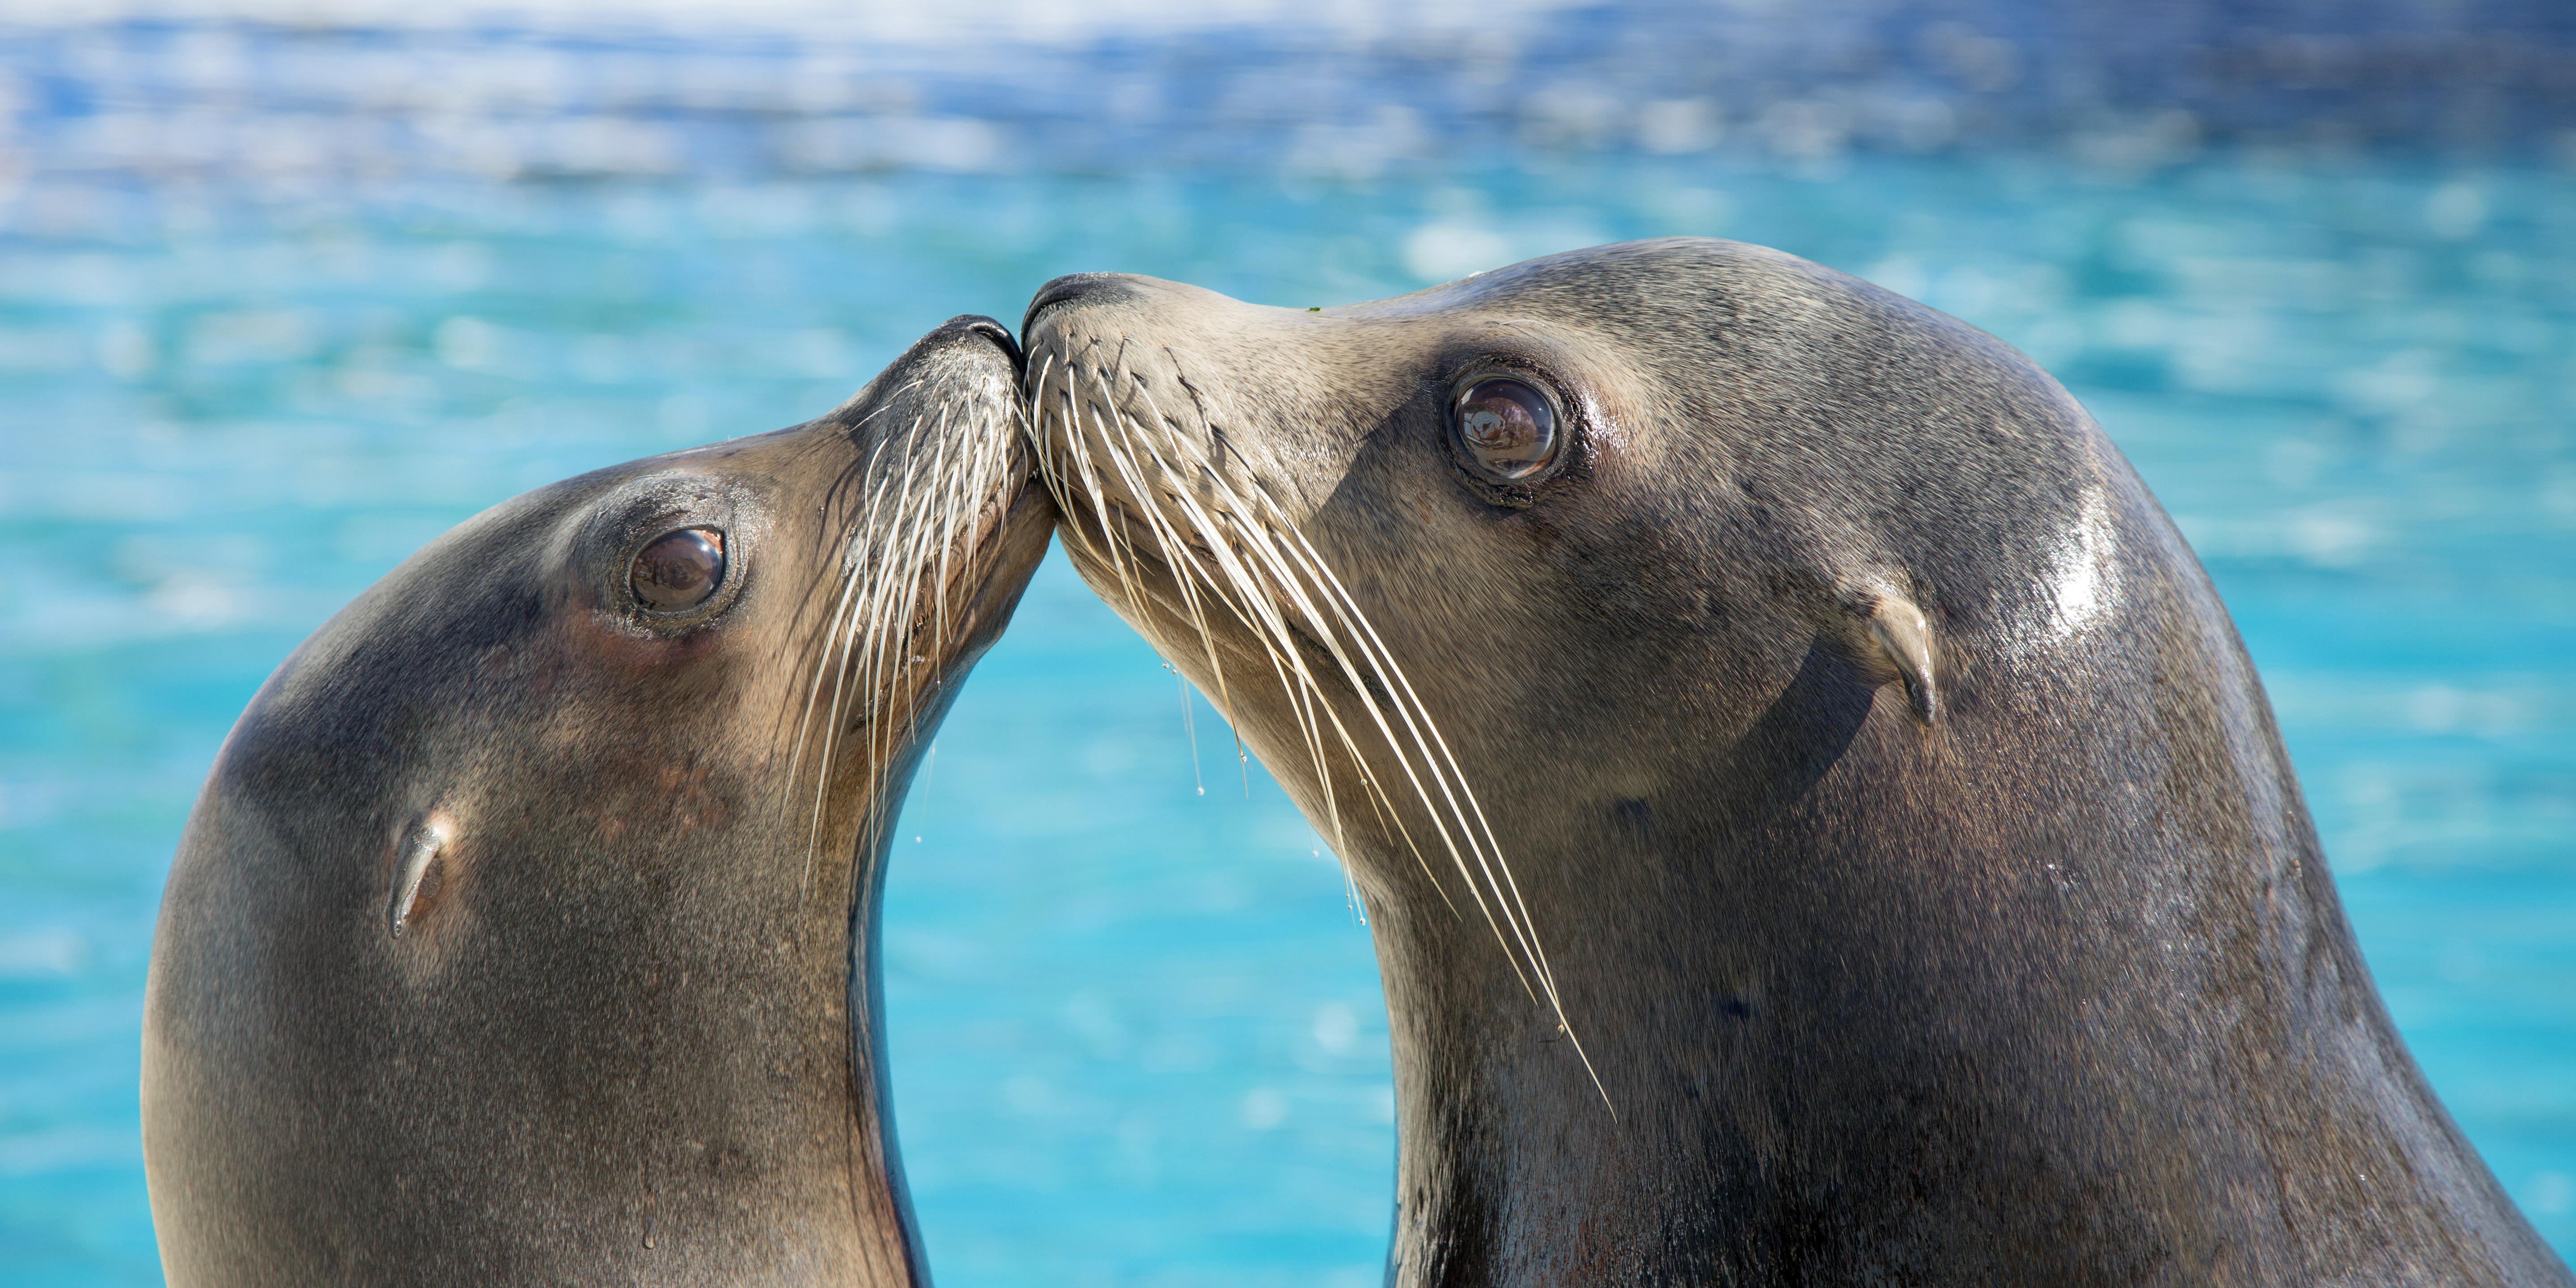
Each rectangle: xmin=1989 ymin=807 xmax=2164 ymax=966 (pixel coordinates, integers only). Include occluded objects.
xmin=1335 ymin=238 xmax=1846 ymax=329
xmin=1425 ymin=240 xmax=2105 ymax=466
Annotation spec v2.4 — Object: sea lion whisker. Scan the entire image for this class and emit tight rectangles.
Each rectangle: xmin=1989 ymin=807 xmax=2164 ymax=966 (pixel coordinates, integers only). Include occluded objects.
xmin=1148 ymin=434 xmax=1500 ymax=888
xmin=1043 ymin=344 xmax=1491 ymax=925
xmin=1247 ymin=511 xmax=1577 ymax=1030
xmin=843 ymin=388 xmax=1017 ymax=861
xmin=801 ymin=461 xmax=900 ymax=898
xmin=794 ymin=563 xmax=865 ymax=907
xmin=1258 ymin=516 xmax=1559 ymax=976
xmin=1088 ymin=376 xmax=1249 ymax=748
xmin=1172 ymin=483 xmax=1460 ymax=892
xmin=1025 ymin=353 xmax=1121 ymax=577
xmin=861 ymin=419 xmax=948 ymax=791
xmin=1075 ymin=345 xmax=1185 ymax=614
xmin=1072 ymin=391 xmax=1338 ymax=836
xmin=898 ymin=410 xmax=960 ymax=697
xmin=826 ymin=391 xmax=1005 ymax=874
xmin=1045 ymin=341 xmax=1511 ymax=933
xmin=1054 ymin=339 xmax=1142 ymax=580
xmin=1261 ymin=517 xmax=1607 ymax=1106
xmin=1048 ymin=365 xmax=1357 ymax=849
xmin=1201 ymin=504 xmax=1463 ymax=912
xmin=1089 ymin=370 xmax=1490 ymax=935
xmin=1199 ymin=473 xmax=1538 ymax=995
xmin=924 ymin=401 xmax=960 ymax=649
xmin=1122 ymin=366 xmax=1574 ymax=1053
xmin=1038 ymin=328 xmax=1600 ymax=1093
xmin=1054 ymin=366 xmax=1150 ymax=615
xmin=1057 ymin=365 xmax=1144 ymax=605
xmin=1199 ymin=504 xmax=1464 ymax=916
xmin=792 ymin=431 xmax=901 ymax=791
xmin=805 ymin=420 xmax=917 ymax=899
xmin=1116 ymin=377 xmax=1269 ymax=726
xmin=1119 ymin=357 xmax=1480 ymax=909
xmin=914 ymin=413 xmax=992 ymax=719
xmin=1079 ymin=394 xmax=1366 ymax=851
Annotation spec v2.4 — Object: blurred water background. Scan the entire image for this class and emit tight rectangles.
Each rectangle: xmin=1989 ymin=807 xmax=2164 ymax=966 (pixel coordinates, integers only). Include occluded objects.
xmin=2 ymin=1 xmax=2572 ymax=1283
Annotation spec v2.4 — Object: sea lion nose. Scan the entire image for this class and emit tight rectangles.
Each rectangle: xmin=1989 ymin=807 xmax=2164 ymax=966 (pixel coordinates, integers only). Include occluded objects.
xmin=1022 ymin=273 xmax=1153 ymax=335
xmin=922 ymin=314 xmax=1022 ymax=367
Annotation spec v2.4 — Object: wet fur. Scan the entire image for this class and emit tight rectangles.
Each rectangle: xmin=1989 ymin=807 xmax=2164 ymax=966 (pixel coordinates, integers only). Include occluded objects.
xmin=1021 ymin=241 xmax=2572 ymax=1287
xmin=141 ymin=318 xmax=1051 ymax=1287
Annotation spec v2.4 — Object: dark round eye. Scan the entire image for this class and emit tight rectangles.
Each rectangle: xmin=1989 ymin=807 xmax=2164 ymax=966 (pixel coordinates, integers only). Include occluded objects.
xmin=1453 ymin=377 xmax=1559 ymax=481
xmin=630 ymin=528 xmax=726 ymax=611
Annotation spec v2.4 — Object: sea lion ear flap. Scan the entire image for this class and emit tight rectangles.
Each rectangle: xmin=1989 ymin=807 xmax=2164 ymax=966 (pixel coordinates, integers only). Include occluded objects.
xmin=1866 ymin=595 xmax=1940 ymax=724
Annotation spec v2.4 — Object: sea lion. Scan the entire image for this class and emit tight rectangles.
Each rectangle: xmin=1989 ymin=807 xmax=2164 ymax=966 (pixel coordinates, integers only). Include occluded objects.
xmin=1019 ymin=242 xmax=2573 ymax=1286
xmin=141 ymin=317 xmax=1049 ymax=1287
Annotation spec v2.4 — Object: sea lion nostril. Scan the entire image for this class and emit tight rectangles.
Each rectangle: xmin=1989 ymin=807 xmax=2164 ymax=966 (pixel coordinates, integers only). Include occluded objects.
xmin=1021 ymin=273 xmax=1142 ymax=335
xmin=630 ymin=528 xmax=725 ymax=610
xmin=936 ymin=314 xmax=1024 ymax=368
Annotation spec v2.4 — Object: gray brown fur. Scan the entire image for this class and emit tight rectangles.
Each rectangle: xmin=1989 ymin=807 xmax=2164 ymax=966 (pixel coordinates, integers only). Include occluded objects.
xmin=142 ymin=318 xmax=1050 ymax=1287
xmin=1020 ymin=241 xmax=2572 ymax=1287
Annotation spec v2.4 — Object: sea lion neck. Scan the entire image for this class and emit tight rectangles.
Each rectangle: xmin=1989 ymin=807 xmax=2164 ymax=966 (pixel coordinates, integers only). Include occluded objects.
xmin=1355 ymin=666 xmax=2521 ymax=1285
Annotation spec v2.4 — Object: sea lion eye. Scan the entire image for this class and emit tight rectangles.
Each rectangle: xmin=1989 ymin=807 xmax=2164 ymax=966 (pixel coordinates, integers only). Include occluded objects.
xmin=630 ymin=528 xmax=726 ymax=610
xmin=1453 ymin=377 xmax=1559 ymax=481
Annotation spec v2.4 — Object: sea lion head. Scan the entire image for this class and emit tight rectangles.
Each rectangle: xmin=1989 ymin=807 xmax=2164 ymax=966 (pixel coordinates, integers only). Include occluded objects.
xmin=1019 ymin=238 xmax=2135 ymax=987
xmin=143 ymin=317 xmax=1049 ymax=1287
xmin=1017 ymin=242 xmax=2552 ymax=1283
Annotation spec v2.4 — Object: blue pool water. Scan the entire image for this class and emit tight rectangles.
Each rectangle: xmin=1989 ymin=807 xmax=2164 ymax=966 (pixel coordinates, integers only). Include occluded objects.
xmin=3 ymin=14 xmax=2574 ymax=1285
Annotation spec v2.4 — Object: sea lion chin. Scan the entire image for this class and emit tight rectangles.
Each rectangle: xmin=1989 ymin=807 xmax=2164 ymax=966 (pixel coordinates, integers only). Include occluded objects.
xmin=1020 ymin=241 xmax=2572 ymax=1287
xmin=141 ymin=317 xmax=1052 ymax=1288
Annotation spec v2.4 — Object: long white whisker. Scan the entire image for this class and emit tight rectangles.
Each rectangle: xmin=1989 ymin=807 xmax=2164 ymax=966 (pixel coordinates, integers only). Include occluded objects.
xmin=1026 ymin=334 xmax=1610 ymax=1111
xmin=1080 ymin=379 xmax=1356 ymax=848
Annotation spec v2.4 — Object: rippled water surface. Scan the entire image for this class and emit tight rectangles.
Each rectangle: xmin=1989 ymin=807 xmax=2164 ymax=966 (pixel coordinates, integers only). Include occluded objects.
xmin=1 ymin=100 xmax=2571 ymax=1288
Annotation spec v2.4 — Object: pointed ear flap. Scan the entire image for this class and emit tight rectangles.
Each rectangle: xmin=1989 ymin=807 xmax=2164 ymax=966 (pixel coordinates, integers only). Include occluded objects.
xmin=1865 ymin=595 xmax=1939 ymax=724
